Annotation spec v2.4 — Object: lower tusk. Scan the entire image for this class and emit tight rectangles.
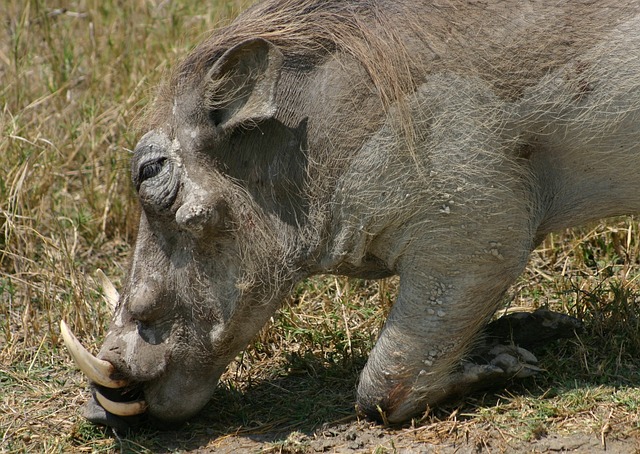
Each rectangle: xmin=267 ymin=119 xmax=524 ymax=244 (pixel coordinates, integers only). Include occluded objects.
xmin=60 ymin=320 xmax=128 ymax=388
xmin=96 ymin=269 xmax=119 ymax=312
xmin=95 ymin=389 xmax=147 ymax=416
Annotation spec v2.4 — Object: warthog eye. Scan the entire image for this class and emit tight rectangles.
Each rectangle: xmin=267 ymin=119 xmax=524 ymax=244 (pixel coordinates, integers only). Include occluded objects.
xmin=138 ymin=157 xmax=166 ymax=187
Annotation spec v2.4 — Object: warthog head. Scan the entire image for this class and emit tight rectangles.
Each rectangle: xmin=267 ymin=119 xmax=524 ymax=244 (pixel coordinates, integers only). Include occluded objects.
xmin=62 ymin=37 xmax=319 ymax=426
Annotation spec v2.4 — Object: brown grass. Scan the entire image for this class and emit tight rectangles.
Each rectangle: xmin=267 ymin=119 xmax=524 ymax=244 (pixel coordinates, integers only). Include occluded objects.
xmin=1 ymin=1 xmax=639 ymax=453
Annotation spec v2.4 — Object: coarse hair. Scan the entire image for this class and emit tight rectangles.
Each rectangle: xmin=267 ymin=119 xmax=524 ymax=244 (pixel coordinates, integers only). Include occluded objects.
xmin=141 ymin=0 xmax=639 ymax=138
xmin=142 ymin=0 xmax=421 ymax=133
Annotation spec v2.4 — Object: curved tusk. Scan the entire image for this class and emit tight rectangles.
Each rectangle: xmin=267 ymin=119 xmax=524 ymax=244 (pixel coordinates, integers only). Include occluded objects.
xmin=96 ymin=269 xmax=119 ymax=312
xmin=95 ymin=389 xmax=147 ymax=416
xmin=60 ymin=320 xmax=128 ymax=388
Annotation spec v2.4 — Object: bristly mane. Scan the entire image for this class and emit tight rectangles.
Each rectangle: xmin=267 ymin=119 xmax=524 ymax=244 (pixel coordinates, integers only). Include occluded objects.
xmin=142 ymin=0 xmax=638 ymax=132
xmin=142 ymin=0 xmax=421 ymax=131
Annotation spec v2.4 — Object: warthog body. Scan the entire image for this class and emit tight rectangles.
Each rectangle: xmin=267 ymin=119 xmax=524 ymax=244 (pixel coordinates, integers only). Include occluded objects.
xmin=64 ymin=0 xmax=640 ymax=427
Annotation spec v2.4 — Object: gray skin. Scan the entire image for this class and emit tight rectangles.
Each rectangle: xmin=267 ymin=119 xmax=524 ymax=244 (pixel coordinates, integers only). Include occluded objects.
xmin=84 ymin=0 xmax=640 ymax=427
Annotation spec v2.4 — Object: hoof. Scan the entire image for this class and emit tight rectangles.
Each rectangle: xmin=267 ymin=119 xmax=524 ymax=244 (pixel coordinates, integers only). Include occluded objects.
xmin=459 ymin=344 xmax=542 ymax=393
xmin=484 ymin=308 xmax=583 ymax=349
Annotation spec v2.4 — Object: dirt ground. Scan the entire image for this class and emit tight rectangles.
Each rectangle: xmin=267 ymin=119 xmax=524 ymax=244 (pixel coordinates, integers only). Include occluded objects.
xmin=141 ymin=419 xmax=640 ymax=453
xmin=71 ymin=328 xmax=640 ymax=454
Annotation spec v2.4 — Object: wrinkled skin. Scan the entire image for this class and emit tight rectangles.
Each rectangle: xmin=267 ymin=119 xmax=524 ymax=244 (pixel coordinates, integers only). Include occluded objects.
xmin=64 ymin=0 xmax=640 ymax=428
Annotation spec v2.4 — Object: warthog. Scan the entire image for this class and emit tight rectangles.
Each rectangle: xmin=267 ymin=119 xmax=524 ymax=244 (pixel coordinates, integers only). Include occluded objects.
xmin=62 ymin=0 xmax=640 ymax=429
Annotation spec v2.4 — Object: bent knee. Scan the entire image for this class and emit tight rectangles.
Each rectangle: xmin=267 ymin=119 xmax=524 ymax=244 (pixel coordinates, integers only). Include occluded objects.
xmin=356 ymin=370 xmax=450 ymax=423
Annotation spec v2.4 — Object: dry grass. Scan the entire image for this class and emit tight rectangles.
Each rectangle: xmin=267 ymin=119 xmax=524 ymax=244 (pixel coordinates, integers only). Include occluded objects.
xmin=1 ymin=1 xmax=639 ymax=453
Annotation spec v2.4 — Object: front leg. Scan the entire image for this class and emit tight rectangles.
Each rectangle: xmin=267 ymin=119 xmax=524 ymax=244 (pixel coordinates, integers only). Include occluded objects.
xmin=357 ymin=248 xmax=533 ymax=423
xmin=347 ymin=75 xmax=552 ymax=422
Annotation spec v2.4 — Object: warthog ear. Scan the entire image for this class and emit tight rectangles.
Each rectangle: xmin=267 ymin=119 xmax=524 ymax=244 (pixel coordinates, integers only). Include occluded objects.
xmin=205 ymin=38 xmax=284 ymax=130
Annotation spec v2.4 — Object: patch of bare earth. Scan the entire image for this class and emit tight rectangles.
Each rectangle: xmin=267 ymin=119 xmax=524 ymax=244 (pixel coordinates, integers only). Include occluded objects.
xmin=110 ymin=415 xmax=640 ymax=453
xmin=200 ymin=425 xmax=639 ymax=454
xmin=93 ymin=365 xmax=639 ymax=453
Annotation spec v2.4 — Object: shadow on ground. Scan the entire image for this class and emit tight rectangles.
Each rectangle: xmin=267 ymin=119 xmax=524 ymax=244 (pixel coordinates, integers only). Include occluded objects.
xmin=92 ymin=334 xmax=640 ymax=453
